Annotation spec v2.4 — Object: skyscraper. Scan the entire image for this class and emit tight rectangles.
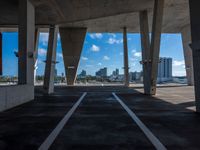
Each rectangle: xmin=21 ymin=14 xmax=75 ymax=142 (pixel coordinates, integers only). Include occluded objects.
xmin=112 ymin=68 xmax=119 ymax=76
xmin=96 ymin=67 xmax=107 ymax=77
xmin=157 ymin=57 xmax=172 ymax=83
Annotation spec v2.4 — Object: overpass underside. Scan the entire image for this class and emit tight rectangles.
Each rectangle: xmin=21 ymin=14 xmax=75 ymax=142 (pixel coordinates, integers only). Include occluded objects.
xmin=0 ymin=0 xmax=200 ymax=148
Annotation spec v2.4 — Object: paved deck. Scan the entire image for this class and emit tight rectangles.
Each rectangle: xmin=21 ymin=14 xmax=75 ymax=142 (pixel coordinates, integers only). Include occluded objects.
xmin=0 ymin=86 xmax=199 ymax=150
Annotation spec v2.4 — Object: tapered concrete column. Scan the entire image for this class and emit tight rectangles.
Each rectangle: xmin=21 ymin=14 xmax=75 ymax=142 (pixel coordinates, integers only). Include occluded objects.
xmin=0 ymin=32 xmax=2 ymax=76
xmin=181 ymin=26 xmax=194 ymax=86
xmin=123 ymin=27 xmax=129 ymax=87
xmin=34 ymin=28 xmax=40 ymax=84
xmin=43 ymin=26 xmax=58 ymax=94
xmin=139 ymin=10 xmax=151 ymax=94
xmin=149 ymin=0 xmax=165 ymax=95
xmin=59 ymin=27 xmax=87 ymax=85
xmin=18 ymin=0 xmax=35 ymax=85
xmin=189 ymin=0 xmax=200 ymax=112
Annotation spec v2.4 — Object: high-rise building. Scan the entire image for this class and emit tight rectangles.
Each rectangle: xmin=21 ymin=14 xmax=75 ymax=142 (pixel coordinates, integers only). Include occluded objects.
xmin=129 ymin=71 xmax=142 ymax=81
xmin=157 ymin=57 xmax=172 ymax=83
xmin=54 ymin=68 xmax=57 ymax=78
xmin=96 ymin=67 xmax=107 ymax=77
xmin=116 ymin=69 xmax=119 ymax=76
xmin=78 ymin=70 xmax=87 ymax=78
xmin=112 ymin=68 xmax=119 ymax=76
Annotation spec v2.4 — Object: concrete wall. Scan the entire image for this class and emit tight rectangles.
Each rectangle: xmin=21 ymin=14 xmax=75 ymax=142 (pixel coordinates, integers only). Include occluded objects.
xmin=0 ymin=85 xmax=34 ymax=112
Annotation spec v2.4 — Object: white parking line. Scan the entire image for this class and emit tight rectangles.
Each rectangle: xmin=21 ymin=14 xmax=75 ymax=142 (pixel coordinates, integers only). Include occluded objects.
xmin=38 ymin=92 xmax=87 ymax=150
xmin=112 ymin=93 xmax=167 ymax=150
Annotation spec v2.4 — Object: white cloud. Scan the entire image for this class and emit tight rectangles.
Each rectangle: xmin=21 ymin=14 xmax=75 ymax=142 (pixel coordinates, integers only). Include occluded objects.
xmin=134 ymin=52 xmax=142 ymax=57
xmin=57 ymin=53 xmax=63 ymax=58
xmin=86 ymin=65 xmax=93 ymax=68
xmin=40 ymin=33 xmax=49 ymax=45
xmin=38 ymin=48 xmax=47 ymax=56
xmin=90 ymin=33 xmax=103 ymax=39
xmin=109 ymin=33 xmax=117 ymax=38
xmin=131 ymin=49 xmax=137 ymax=53
xmin=173 ymin=70 xmax=186 ymax=76
xmin=91 ymin=44 xmax=100 ymax=52
xmin=103 ymin=56 xmax=110 ymax=60
xmin=82 ymin=56 xmax=88 ymax=61
xmin=98 ymin=63 xmax=102 ymax=66
xmin=107 ymin=38 xmax=123 ymax=44
xmin=57 ymin=34 xmax=60 ymax=41
xmin=173 ymin=60 xmax=185 ymax=66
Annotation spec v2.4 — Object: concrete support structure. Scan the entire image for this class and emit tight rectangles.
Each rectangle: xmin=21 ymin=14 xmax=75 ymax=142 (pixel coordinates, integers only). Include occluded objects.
xmin=59 ymin=28 xmax=87 ymax=85
xmin=18 ymin=0 xmax=35 ymax=85
xmin=0 ymin=0 xmax=35 ymax=112
xmin=149 ymin=0 xmax=165 ymax=95
xmin=43 ymin=26 xmax=58 ymax=94
xmin=189 ymin=0 xmax=200 ymax=112
xmin=0 ymin=32 xmax=2 ymax=76
xmin=123 ymin=27 xmax=129 ymax=87
xmin=34 ymin=28 xmax=40 ymax=84
xmin=139 ymin=10 xmax=151 ymax=94
xmin=181 ymin=26 xmax=194 ymax=86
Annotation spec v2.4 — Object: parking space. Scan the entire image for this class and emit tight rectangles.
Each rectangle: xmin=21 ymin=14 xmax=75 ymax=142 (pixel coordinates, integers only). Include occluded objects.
xmin=0 ymin=86 xmax=199 ymax=150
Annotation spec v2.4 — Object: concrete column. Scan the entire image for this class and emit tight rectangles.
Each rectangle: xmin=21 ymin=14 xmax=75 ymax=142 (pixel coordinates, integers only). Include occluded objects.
xmin=189 ymin=0 xmax=200 ymax=112
xmin=123 ymin=27 xmax=129 ymax=87
xmin=139 ymin=10 xmax=151 ymax=94
xmin=59 ymin=27 xmax=87 ymax=85
xmin=0 ymin=32 xmax=2 ymax=76
xmin=181 ymin=26 xmax=194 ymax=86
xmin=149 ymin=0 xmax=165 ymax=95
xmin=43 ymin=26 xmax=58 ymax=94
xmin=18 ymin=0 xmax=35 ymax=85
xmin=34 ymin=28 xmax=40 ymax=84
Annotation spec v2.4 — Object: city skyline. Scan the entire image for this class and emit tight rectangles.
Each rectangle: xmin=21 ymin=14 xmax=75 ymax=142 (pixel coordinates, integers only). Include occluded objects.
xmin=2 ymin=32 xmax=186 ymax=77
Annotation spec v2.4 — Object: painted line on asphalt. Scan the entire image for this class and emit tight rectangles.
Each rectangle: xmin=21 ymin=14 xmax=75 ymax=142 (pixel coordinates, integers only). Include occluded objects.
xmin=112 ymin=93 xmax=167 ymax=150
xmin=38 ymin=92 xmax=87 ymax=150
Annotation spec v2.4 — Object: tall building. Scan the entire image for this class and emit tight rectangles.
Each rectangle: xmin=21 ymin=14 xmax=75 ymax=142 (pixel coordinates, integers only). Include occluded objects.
xmin=116 ymin=69 xmax=119 ymax=76
xmin=129 ymin=71 xmax=142 ymax=81
xmin=157 ymin=57 xmax=172 ymax=83
xmin=112 ymin=68 xmax=119 ymax=76
xmin=78 ymin=70 xmax=86 ymax=78
xmin=80 ymin=70 xmax=86 ymax=77
xmin=54 ymin=68 xmax=57 ymax=78
xmin=96 ymin=67 xmax=107 ymax=78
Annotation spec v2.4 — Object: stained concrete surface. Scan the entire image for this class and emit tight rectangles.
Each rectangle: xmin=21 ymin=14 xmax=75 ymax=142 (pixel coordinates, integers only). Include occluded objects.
xmin=0 ymin=86 xmax=199 ymax=150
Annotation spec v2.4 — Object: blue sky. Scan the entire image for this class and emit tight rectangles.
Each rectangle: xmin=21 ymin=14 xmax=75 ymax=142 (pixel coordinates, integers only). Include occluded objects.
xmin=2 ymin=32 xmax=185 ymax=77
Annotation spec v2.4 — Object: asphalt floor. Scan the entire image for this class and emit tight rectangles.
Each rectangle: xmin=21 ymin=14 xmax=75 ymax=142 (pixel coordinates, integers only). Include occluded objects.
xmin=0 ymin=86 xmax=199 ymax=150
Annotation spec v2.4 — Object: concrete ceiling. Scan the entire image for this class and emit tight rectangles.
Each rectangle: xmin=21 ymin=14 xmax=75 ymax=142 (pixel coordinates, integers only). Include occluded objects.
xmin=0 ymin=0 xmax=190 ymax=33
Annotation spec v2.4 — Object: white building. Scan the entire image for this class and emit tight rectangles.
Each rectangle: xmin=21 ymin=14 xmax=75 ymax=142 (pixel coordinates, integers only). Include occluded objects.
xmin=157 ymin=57 xmax=173 ymax=83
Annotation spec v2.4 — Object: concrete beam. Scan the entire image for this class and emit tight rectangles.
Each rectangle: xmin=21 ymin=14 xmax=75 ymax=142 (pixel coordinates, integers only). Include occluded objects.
xmin=123 ymin=27 xmax=129 ymax=87
xmin=0 ymin=32 xmax=2 ymax=76
xmin=189 ymin=0 xmax=200 ymax=112
xmin=43 ymin=26 xmax=58 ymax=94
xmin=139 ymin=10 xmax=151 ymax=94
xmin=181 ymin=26 xmax=194 ymax=86
xmin=18 ymin=0 xmax=35 ymax=85
xmin=59 ymin=27 xmax=87 ymax=85
xmin=149 ymin=0 xmax=165 ymax=95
